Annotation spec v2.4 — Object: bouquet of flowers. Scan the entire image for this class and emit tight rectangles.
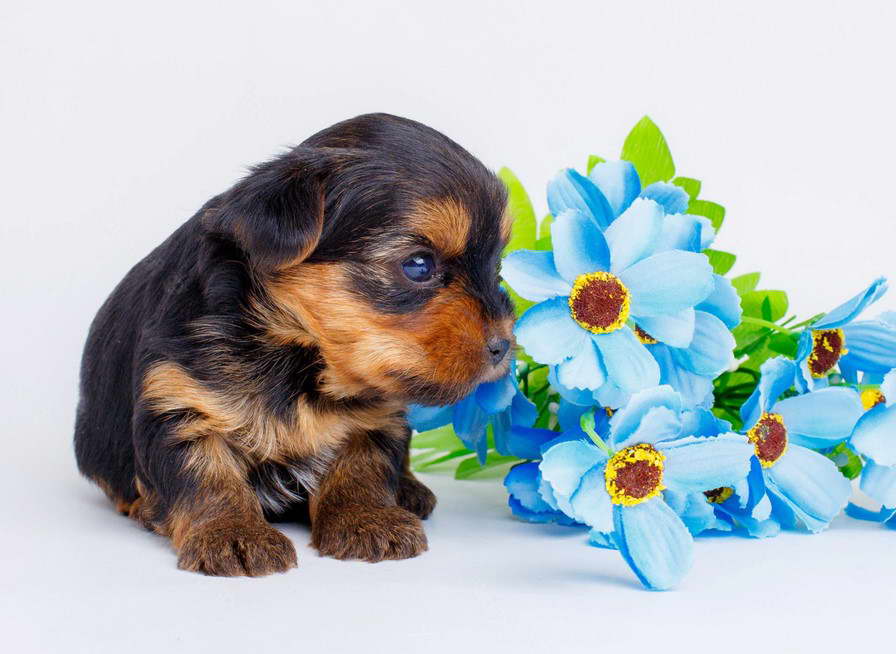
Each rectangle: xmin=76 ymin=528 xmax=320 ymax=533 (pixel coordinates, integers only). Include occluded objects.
xmin=409 ymin=117 xmax=896 ymax=590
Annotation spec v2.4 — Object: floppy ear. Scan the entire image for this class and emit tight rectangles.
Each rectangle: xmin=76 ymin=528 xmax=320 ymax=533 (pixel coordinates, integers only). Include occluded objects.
xmin=206 ymin=147 xmax=336 ymax=270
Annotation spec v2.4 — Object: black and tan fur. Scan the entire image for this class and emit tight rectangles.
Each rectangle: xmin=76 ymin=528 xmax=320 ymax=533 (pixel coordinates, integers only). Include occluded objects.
xmin=74 ymin=113 xmax=514 ymax=576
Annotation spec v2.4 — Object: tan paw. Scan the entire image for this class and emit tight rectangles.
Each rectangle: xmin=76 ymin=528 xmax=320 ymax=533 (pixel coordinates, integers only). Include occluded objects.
xmin=312 ymin=505 xmax=428 ymax=562
xmin=397 ymin=475 xmax=437 ymax=519
xmin=177 ymin=520 xmax=298 ymax=577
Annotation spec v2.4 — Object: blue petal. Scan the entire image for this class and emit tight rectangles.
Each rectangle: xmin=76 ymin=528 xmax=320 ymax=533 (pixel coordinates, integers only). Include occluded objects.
xmin=774 ymin=387 xmax=863 ymax=449
xmin=652 ymin=344 xmax=715 ymax=408
xmin=612 ymin=499 xmax=694 ymax=591
xmin=605 ymin=198 xmax=663 ymax=274
xmin=637 ymin=309 xmax=696 ymax=349
xmin=615 ymin=407 xmax=683 ymax=450
xmin=557 ymin=400 xmax=589 ymax=434
xmin=406 ymin=403 xmax=453 ymax=432
xmin=539 ymin=440 xmax=607 ymax=514
xmin=851 ymin=404 xmax=896 ymax=465
xmin=663 ymin=489 xmax=727 ymax=536
xmin=510 ymin=391 xmax=538 ymax=428
xmin=504 ymin=462 xmax=555 ymax=513
xmin=845 ymin=503 xmax=896 ymax=523
xmin=696 ymin=274 xmax=742 ymax=329
xmin=740 ymin=357 xmax=797 ymax=428
xmin=593 ymin=328 xmax=660 ymax=393
xmin=860 ymin=461 xmax=896 ymax=509
xmin=452 ymin=395 xmax=490 ymax=463
xmin=551 ymin=209 xmax=612 ymax=283
xmin=501 ymin=250 xmax=570 ymax=302
xmin=670 ymin=310 xmax=736 ymax=377
xmin=840 ymin=320 xmax=896 ymax=376
xmin=813 ymin=277 xmax=889 ymax=329
xmin=568 ymin=465 xmax=614 ymax=532
xmin=507 ymin=496 xmax=580 ymax=525
xmin=475 ymin=372 xmax=517 ymax=413
xmin=765 ymin=444 xmax=851 ymax=533
xmin=557 ymin=338 xmax=606 ymax=390
xmin=502 ymin=425 xmax=558 ymax=460
xmin=680 ymin=407 xmax=731 ymax=438
xmin=883 ymin=369 xmax=896 ymax=406
xmin=547 ymin=169 xmax=614 ymax=230
xmin=550 ymin=367 xmax=597 ymax=407
xmin=589 ymin=160 xmax=641 ymax=218
xmin=588 ymin=529 xmax=618 ymax=549
xmin=515 ymin=297 xmax=589 ymax=365
xmin=653 ymin=214 xmax=703 ymax=253
xmin=880 ymin=311 xmax=896 ymax=327
xmin=608 ymin=385 xmax=682 ymax=448
xmin=620 ymin=250 xmax=714 ymax=318
xmin=594 ymin=381 xmax=632 ymax=410
xmin=640 ymin=182 xmax=690 ymax=215
xmin=660 ymin=433 xmax=754 ymax=493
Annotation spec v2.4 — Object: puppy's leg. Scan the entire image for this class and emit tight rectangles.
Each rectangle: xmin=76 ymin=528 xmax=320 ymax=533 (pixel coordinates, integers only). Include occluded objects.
xmin=135 ymin=414 xmax=297 ymax=577
xmin=397 ymin=452 xmax=437 ymax=520
xmin=310 ymin=429 xmax=428 ymax=561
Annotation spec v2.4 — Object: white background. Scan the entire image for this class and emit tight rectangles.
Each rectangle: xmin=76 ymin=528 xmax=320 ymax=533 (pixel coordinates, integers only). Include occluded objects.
xmin=2 ymin=1 xmax=895 ymax=652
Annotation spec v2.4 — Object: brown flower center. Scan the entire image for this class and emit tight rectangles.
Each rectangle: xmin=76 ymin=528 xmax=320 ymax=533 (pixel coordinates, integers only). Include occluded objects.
xmin=568 ymin=272 xmax=631 ymax=334
xmin=807 ymin=328 xmax=847 ymax=378
xmin=747 ymin=412 xmax=788 ymax=467
xmin=704 ymin=487 xmax=734 ymax=504
xmin=604 ymin=444 xmax=666 ymax=506
xmin=635 ymin=325 xmax=658 ymax=344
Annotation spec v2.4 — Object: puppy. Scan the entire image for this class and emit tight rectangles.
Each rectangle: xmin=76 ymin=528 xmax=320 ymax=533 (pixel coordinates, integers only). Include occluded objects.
xmin=74 ymin=113 xmax=514 ymax=576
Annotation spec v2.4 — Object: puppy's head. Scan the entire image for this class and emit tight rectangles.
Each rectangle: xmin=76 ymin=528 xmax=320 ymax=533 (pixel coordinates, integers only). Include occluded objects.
xmin=207 ymin=113 xmax=514 ymax=405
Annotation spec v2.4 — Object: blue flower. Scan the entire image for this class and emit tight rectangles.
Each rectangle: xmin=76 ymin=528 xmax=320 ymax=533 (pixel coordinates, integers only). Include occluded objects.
xmin=505 ymin=459 xmax=580 ymax=526
xmin=538 ymin=386 xmax=754 ymax=590
xmin=502 ymin=204 xmax=714 ymax=398
xmin=407 ymin=361 xmax=537 ymax=463
xmin=846 ymin=369 xmax=896 ymax=524
xmin=795 ymin=278 xmax=894 ymax=391
xmin=740 ymin=357 xmax=864 ymax=532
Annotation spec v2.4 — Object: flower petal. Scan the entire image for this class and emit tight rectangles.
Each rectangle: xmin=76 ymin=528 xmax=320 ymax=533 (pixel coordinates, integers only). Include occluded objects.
xmin=612 ymin=499 xmax=694 ymax=591
xmin=504 ymin=462 xmax=555 ymax=513
xmin=652 ymin=344 xmax=715 ymax=408
xmin=406 ymin=404 xmax=453 ymax=432
xmin=620 ymin=250 xmax=714 ymax=318
xmin=551 ymin=209 xmax=611 ymax=283
xmin=547 ymin=169 xmax=614 ymax=230
xmin=740 ymin=357 xmax=797 ymax=428
xmin=660 ymin=433 xmax=754 ymax=493
xmin=539 ymin=440 xmax=607 ymax=514
xmin=588 ymin=160 xmax=641 ymax=218
xmin=813 ymin=277 xmax=888 ymax=329
xmin=475 ymin=371 xmax=517 ymax=413
xmin=593 ymin=328 xmax=660 ymax=393
xmin=859 ymin=461 xmax=896 ymax=509
xmin=765 ymin=444 xmax=851 ymax=533
xmin=608 ymin=385 xmax=681 ymax=447
xmin=515 ymin=297 xmax=589 ymax=365
xmin=663 ymin=489 xmax=727 ymax=536
xmin=774 ymin=387 xmax=863 ymax=449
xmin=588 ymin=529 xmax=618 ymax=550
xmin=851 ymin=404 xmax=896 ymax=465
xmin=568 ymin=466 xmax=614 ymax=532
xmin=653 ymin=214 xmax=702 ymax=252
xmin=557 ymin=338 xmax=607 ymax=391
xmin=615 ymin=407 xmax=682 ymax=450
xmin=501 ymin=250 xmax=570 ymax=302
xmin=501 ymin=426 xmax=557 ymax=460
xmin=840 ymin=320 xmax=896 ymax=376
xmin=452 ymin=395 xmax=490 ymax=463
xmin=639 ymin=181 xmax=690 ymax=215
xmin=637 ymin=309 xmax=696 ymax=349
xmin=605 ymin=198 xmax=663 ymax=274
xmin=670 ymin=310 xmax=736 ymax=377
xmin=550 ymin=367 xmax=597 ymax=407
xmin=883 ymin=369 xmax=896 ymax=407
xmin=696 ymin=274 xmax=742 ymax=329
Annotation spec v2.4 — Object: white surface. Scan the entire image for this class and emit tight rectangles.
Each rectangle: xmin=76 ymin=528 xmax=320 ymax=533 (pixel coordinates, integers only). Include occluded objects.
xmin=2 ymin=1 xmax=895 ymax=652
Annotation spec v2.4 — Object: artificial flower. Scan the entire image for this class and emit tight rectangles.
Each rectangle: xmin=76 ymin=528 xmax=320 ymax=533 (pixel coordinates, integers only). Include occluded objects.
xmin=740 ymin=357 xmax=863 ymax=532
xmin=538 ymin=386 xmax=753 ymax=590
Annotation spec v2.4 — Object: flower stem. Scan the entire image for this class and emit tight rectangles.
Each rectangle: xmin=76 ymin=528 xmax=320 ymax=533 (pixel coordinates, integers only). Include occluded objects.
xmin=740 ymin=316 xmax=794 ymax=335
xmin=580 ymin=410 xmax=613 ymax=456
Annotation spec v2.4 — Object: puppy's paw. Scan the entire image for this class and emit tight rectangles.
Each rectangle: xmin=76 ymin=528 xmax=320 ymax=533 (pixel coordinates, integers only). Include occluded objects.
xmin=177 ymin=520 xmax=298 ymax=577
xmin=312 ymin=505 xmax=428 ymax=562
xmin=397 ymin=475 xmax=437 ymax=519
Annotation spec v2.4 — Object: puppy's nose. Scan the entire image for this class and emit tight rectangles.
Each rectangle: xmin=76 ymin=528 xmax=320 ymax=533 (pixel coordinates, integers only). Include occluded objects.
xmin=486 ymin=337 xmax=510 ymax=366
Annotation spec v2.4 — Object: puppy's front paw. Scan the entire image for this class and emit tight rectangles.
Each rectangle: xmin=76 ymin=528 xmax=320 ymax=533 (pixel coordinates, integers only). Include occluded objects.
xmin=312 ymin=505 xmax=428 ymax=562
xmin=397 ymin=475 xmax=437 ymax=519
xmin=177 ymin=520 xmax=298 ymax=577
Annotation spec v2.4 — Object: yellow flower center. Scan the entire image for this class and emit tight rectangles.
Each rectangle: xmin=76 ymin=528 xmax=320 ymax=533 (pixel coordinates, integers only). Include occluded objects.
xmin=568 ymin=271 xmax=631 ymax=334
xmin=747 ymin=412 xmax=788 ymax=468
xmin=634 ymin=325 xmax=658 ymax=344
xmin=861 ymin=388 xmax=886 ymax=411
xmin=703 ymin=487 xmax=734 ymax=504
xmin=605 ymin=443 xmax=666 ymax=506
xmin=807 ymin=328 xmax=848 ymax=378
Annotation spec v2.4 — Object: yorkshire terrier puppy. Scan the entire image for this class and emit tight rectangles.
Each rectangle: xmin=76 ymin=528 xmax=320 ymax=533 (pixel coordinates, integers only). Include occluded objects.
xmin=74 ymin=113 xmax=514 ymax=576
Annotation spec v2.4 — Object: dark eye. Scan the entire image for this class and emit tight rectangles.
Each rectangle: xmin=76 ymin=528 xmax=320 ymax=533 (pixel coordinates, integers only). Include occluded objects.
xmin=401 ymin=253 xmax=435 ymax=283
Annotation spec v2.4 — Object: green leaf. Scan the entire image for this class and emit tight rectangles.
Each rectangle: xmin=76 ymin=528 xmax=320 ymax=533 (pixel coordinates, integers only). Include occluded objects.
xmin=498 ymin=167 xmax=537 ymax=256
xmin=731 ymin=272 xmax=761 ymax=295
xmin=414 ymin=448 xmax=471 ymax=471
xmin=411 ymin=424 xmax=462 ymax=451
xmin=454 ymin=453 xmax=520 ymax=479
xmin=704 ymin=249 xmax=736 ymax=275
xmin=689 ymin=199 xmax=726 ymax=232
xmin=768 ymin=332 xmax=799 ymax=358
xmin=741 ymin=290 xmax=789 ymax=321
xmin=620 ymin=116 xmax=675 ymax=186
xmin=825 ymin=443 xmax=864 ymax=480
xmin=672 ymin=176 xmax=701 ymax=201
xmin=586 ymin=155 xmax=605 ymax=174
xmin=539 ymin=214 xmax=553 ymax=240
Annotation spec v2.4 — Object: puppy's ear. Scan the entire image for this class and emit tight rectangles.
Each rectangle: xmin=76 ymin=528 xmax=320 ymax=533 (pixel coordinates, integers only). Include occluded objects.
xmin=206 ymin=147 xmax=340 ymax=270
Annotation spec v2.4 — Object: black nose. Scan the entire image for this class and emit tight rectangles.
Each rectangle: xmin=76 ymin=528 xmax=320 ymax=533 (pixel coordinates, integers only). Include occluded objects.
xmin=486 ymin=337 xmax=510 ymax=366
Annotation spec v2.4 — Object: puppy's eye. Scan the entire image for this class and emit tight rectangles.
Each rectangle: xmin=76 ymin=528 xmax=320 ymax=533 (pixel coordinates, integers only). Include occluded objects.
xmin=401 ymin=253 xmax=435 ymax=283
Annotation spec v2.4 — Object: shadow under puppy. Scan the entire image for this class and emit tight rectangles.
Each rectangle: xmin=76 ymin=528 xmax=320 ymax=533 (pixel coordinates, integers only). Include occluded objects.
xmin=74 ymin=113 xmax=515 ymax=576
